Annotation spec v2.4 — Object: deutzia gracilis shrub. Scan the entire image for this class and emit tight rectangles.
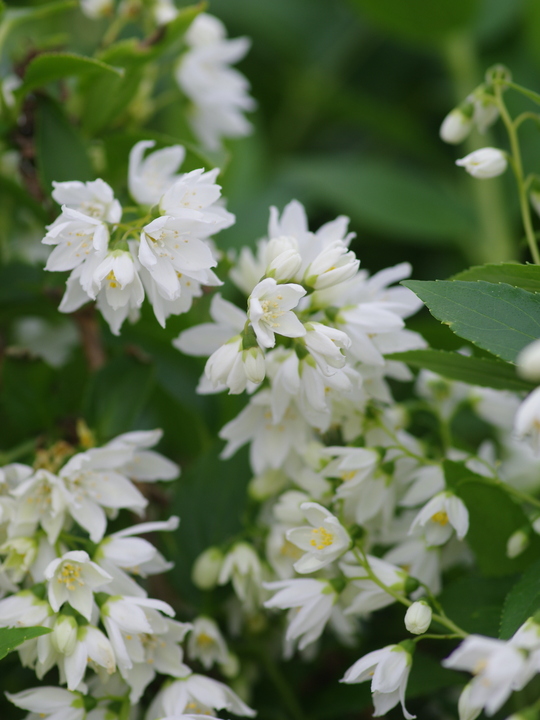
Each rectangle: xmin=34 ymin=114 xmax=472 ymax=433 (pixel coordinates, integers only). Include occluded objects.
xmin=4 ymin=2 xmax=540 ymax=720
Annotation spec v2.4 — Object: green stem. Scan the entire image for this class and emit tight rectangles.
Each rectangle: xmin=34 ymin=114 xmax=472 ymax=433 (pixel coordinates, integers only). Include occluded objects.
xmin=413 ymin=633 xmax=462 ymax=642
xmin=482 ymin=476 xmax=540 ymax=510
xmin=252 ymin=646 xmax=306 ymax=720
xmin=353 ymin=548 xmax=468 ymax=639
xmin=495 ymin=83 xmax=540 ymax=264
xmin=0 ymin=438 xmax=36 ymax=465
xmin=443 ymin=34 xmax=515 ymax=264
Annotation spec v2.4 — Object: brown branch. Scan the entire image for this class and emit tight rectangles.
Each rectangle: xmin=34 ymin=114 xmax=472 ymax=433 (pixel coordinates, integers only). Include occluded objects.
xmin=72 ymin=305 xmax=106 ymax=372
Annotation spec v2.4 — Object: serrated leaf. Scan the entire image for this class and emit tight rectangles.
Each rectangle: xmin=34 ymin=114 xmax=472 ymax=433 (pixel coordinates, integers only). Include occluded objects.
xmin=17 ymin=52 xmax=123 ymax=97
xmin=500 ymin=559 xmax=540 ymax=638
xmin=35 ymin=95 xmax=93 ymax=192
xmin=387 ymin=349 xmax=533 ymax=392
xmin=0 ymin=626 xmax=51 ymax=660
xmin=404 ymin=280 xmax=540 ymax=362
xmin=452 ymin=263 xmax=540 ymax=293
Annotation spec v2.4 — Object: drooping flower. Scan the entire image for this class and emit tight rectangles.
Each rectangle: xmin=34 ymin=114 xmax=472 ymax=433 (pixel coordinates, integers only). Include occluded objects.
xmin=286 ymin=502 xmax=351 ymax=573
xmin=128 ymin=140 xmax=186 ymax=206
xmin=409 ymin=491 xmax=469 ymax=546
xmin=45 ymin=550 xmax=112 ymax=621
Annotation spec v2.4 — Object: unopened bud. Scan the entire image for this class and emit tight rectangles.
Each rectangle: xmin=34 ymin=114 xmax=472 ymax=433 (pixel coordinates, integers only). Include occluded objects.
xmin=51 ymin=614 xmax=78 ymax=655
xmin=404 ymin=600 xmax=432 ymax=635
xmin=458 ymin=683 xmax=482 ymax=720
xmin=440 ymin=106 xmax=473 ymax=144
xmin=517 ymin=339 xmax=540 ymax=382
xmin=456 ymin=147 xmax=507 ymax=179
xmin=192 ymin=547 xmax=224 ymax=590
xmin=242 ymin=346 xmax=265 ymax=384
xmin=507 ymin=528 xmax=530 ymax=559
xmin=485 ymin=64 xmax=512 ymax=87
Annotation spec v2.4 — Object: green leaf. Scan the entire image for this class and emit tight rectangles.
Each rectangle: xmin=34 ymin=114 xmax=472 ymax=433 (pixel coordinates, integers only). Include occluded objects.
xmin=349 ymin=0 xmax=480 ymax=45
xmin=283 ymin=157 xmax=474 ymax=244
xmin=17 ymin=52 xmax=123 ymax=97
xmin=35 ymin=95 xmax=93 ymax=193
xmin=452 ymin=263 xmax=540 ymax=293
xmin=3 ymin=0 xmax=75 ymax=24
xmin=0 ymin=626 xmax=51 ymax=660
xmin=404 ymin=280 xmax=540 ymax=362
xmin=83 ymin=355 xmax=155 ymax=442
xmin=387 ymin=349 xmax=534 ymax=392
xmin=438 ymin=575 xmax=516 ymax=636
xmin=444 ymin=462 xmax=540 ymax=577
xmin=0 ymin=176 xmax=48 ymax=222
xmin=500 ymin=559 xmax=540 ymax=639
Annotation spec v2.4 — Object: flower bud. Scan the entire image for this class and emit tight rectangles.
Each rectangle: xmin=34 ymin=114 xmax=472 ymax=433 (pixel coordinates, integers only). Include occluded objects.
xmin=517 ymin=339 xmax=540 ymax=382
xmin=242 ymin=346 xmax=266 ymax=384
xmin=506 ymin=528 xmax=530 ymax=559
xmin=458 ymin=683 xmax=482 ymax=720
xmin=267 ymin=248 xmax=303 ymax=282
xmin=404 ymin=600 xmax=432 ymax=635
xmin=455 ymin=147 xmax=507 ymax=179
xmin=51 ymin=614 xmax=78 ymax=655
xmin=440 ymin=107 xmax=473 ymax=144
xmin=192 ymin=547 xmax=224 ymax=590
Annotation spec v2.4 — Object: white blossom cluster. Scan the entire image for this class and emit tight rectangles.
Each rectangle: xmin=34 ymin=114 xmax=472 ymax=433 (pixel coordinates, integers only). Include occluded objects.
xmin=0 ymin=429 xmax=254 ymax=720
xmin=170 ymin=197 xmax=540 ymax=718
xmin=42 ymin=140 xmax=234 ymax=335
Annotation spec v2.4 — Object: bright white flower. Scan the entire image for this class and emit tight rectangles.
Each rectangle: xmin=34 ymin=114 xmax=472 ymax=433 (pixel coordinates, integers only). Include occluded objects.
xmin=6 ymin=686 xmax=87 ymax=720
xmin=139 ymin=215 xmax=218 ymax=301
xmin=204 ymin=336 xmax=265 ymax=394
xmin=443 ymin=635 xmax=528 ymax=715
xmin=153 ymin=0 xmax=178 ymax=24
xmin=175 ymin=13 xmax=255 ymax=151
xmin=303 ymin=322 xmax=351 ymax=375
xmin=59 ymin=447 xmax=147 ymax=543
xmin=95 ymin=516 xmax=180 ymax=597
xmin=517 ymin=338 xmax=540 ymax=382
xmin=409 ymin=491 xmax=469 ymax=546
xmin=264 ymin=578 xmax=336 ymax=652
xmin=92 ymin=250 xmax=145 ymax=335
xmin=43 ymin=208 xmax=108 ymax=274
xmin=148 ymin=673 xmax=256 ymax=719
xmin=51 ymin=614 xmax=78 ymax=655
xmin=159 ymin=168 xmax=235 ymax=229
xmin=175 ymin=293 xmax=247 ymax=358
xmin=248 ymin=277 xmax=306 ymax=348
xmin=51 ymin=179 xmax=121 ymax=223
xmin=264 ymin=236 xmax=303 ymax=281
xmin=45 ymin=550 xmax=112 ymax=621
xmin=404 ymin=601 xmax=432 ymax=635
xmin=0 ymin=590 xmax=52 ymax=627
xmin=440 ymin=107 xmax=473 ymax=144
xmin=456 ymin=147 xmax=507 ymax=179
xmin=303 ymin=242 xmax=359 ymax=290
xmin=187 ymin=616 xmax=229 ymax=669
xmin=129 ymin=140 xmax=186 ymax=206
xmin=0 ymin=536 xmax=39 ymax=583
xmin=457 ymin=683 xmax=483 ymax=720
xmin=341 ymin=644 xmax=415 ymax=719
xmin=217 ymin=542 xmax=262 ymax=609
xmin=63 ymin=625 xmax=116 ymax=690
xmin=287 ymin=502 xmax=351 ymax=573
xmin=11 ymin=469 xmax=69 ymax=544
xmin=105 ymin=429 xmax=179 ymax=482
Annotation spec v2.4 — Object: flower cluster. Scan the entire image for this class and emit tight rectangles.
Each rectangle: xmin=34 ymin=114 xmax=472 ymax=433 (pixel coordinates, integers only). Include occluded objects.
xmin=42 ymin=141 xmax=234 ymax=334
xmin=0 ymin=428 xmax=255 ymax=720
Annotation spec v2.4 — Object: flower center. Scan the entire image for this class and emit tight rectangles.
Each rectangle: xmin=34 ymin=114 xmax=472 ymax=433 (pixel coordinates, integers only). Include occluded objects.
xmin=197 ymin=632 xmax=215 ymax=647
xmin=431 ymin=511 xmax=449 ymax=526
xmin=260 ymin=297 xmax=284 ymax=327
xmin=106 ymin=271 xmax=118 ymax=289
xmin=310 ymin=526 xmax=334 ymax=550
xmin=57 ymin=562 xmax=85 ymax=591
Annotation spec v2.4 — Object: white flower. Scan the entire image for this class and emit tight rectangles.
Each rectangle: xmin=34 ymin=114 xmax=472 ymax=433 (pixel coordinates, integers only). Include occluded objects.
xmin=92 ymin=249 xmax=145 ymax=335
xmin=287 ymin=502 xmax=351 ymax=573
xmin=443 ymin=635 xmax=528 ymax=715
xmin=45 ymin=550 xmax=112 ymax=621
xmin=175 ymin=293 xmax=247 ymax=358
xmin=264 ymin=578 xmax=336 ymax=652
xmin=440 ymin=107 xmax=473 ymax=144
xmin=341 ymin=644 xmax=415 ymax=719
xmin=63 ymin=625 xmax=116 ymax=690
xmin=456 ymin=147 xmax=507 ymax=179
xmin=175 ymin=13 xmax=255 ymax=151
xmin=204 ymin=336 xmax=265 ymax=394
xmin=43 ymin=208 xmax=108 ymax=273
xmin=159 ymin=168 xmax=234 ymax=229
xmin=105 ymin=429 xmax=179 ymax=482
xmin=51 ymin=614 xmax=78 ymax=655
xmin=51 ymin=179 xmax=121 ymax=223
xmin=6 ymin=686 xmax=87 ymax=720
xmin=404 ymin=601 xmax=432 ymax=635
xmin=11 ymin=469 xmax=69 ymax=544
xmin=264 ymin=237 xmax=303 ymax=281
xmin=303 ymin=242 xmax=359 ymax=290
xmin=0 ymin=590 xmax=52 ymax=627
xmin=248 ymin=278 xmax=306 ymax=348
xmin=517 ymin=338 xmax=540 ymax=382
xmin=129 ymin=140 xmax=186 ymax=206
xmin=303 ymin=322 xmax=351 ymax=375
xmin=409 ymin=491 xmax=469 ymax=546
xmin=507 ymin=528 xmax=530 ymax=558
xmin=217 ymin=542 xmax=262 ymax=609
xmin=148 ymin=673 xmax=256 ymax=719
xmin=340 ymin=554 xmax=407 ymax=616
xmin=187 ymin=616 xmax=229 ymax=669
xmin=80 ymin=0 xmax=113 ymax=19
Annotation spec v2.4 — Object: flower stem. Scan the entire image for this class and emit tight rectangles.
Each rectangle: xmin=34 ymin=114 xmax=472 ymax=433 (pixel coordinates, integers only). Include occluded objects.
xmin=495 ymin=83 xmax=540 ymax=264
xmin=250 ymin=645 xmax=307 ymax=720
